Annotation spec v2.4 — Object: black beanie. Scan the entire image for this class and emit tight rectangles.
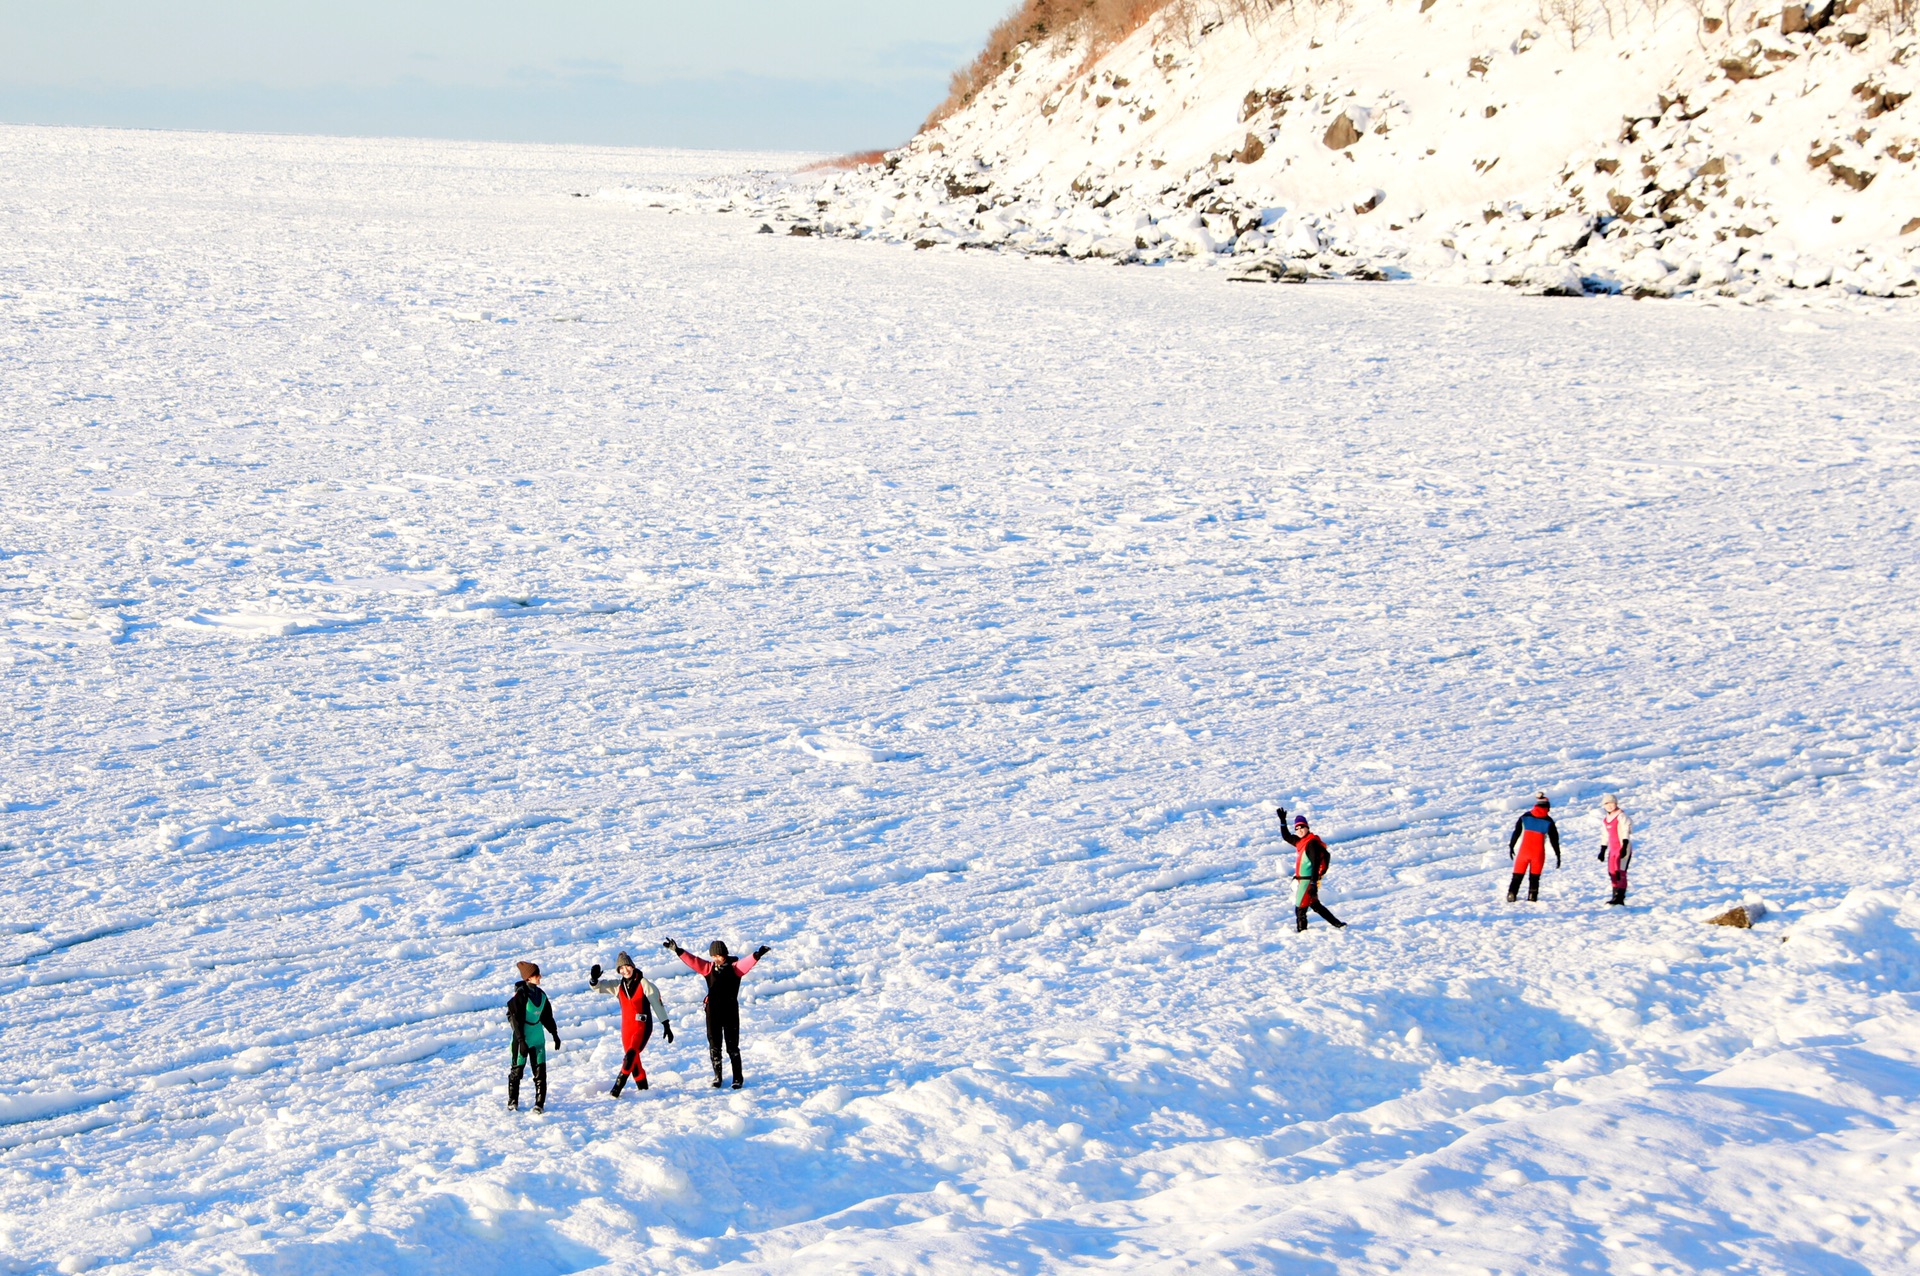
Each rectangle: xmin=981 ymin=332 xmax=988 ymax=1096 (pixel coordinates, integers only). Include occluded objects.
xmin=709 ymin=940 xmax=729 ymax=958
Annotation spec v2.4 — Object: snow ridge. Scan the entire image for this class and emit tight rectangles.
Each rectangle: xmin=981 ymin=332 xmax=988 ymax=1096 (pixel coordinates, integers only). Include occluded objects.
xmin=719 ymin=0 xmax=1920 ymax=301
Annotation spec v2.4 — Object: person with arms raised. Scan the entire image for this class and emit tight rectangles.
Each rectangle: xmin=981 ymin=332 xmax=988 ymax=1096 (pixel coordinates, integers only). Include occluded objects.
xmin=1278 ymin=807 xmax=1347 ymax=933
xmin=589 ymin=950 xmax=672 ymax=1097
xmin=663 ymin=937 xmax=771 ymax=1090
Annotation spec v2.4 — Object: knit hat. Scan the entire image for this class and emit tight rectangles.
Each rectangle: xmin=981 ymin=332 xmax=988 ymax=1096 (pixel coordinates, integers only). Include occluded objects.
xmin=516 ymin=961 xmax=540 ymax=980
xmin=1293 ymin=815 xmax=1310 ymax=828
xmin=1534 ymin=791 xmax=1551 ymax=809
xmin=615 ymin=951 xmax=636 ymax=971
xmin=709 ymin=940 xmax=729 ymax=958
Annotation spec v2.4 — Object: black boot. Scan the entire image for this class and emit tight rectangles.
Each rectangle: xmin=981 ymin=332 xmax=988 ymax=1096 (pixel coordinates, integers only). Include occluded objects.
xmin=533 ymin=1062 xmax=548 ymax=1114
xmin=711 ymin=1061 xmax=724 ymax=1089
xmin=610 ymin=1075 xmax=626 ymax=1098
xmin=635 ymin=1077 xmax=649 ymax=1091
xmin=1295 ymin=907 xmax=1309 ymax=933
xmin=1527 ymin=873 xmax=1541 ymax=902
xmin=731 ymin=1055 xmax=744 ymax=1090
xmin=1506 ymin=873 xmax=1523 ymax=902
xmin=508 ymin=1062 xmax=523 ymax=1111
xmin=1610 ymin=888 xmax=1626 ymax=906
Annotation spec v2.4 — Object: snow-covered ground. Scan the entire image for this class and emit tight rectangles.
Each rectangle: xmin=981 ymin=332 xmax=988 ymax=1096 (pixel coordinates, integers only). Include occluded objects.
xmin=4 ymin=124 xmax=1920 ymax=1274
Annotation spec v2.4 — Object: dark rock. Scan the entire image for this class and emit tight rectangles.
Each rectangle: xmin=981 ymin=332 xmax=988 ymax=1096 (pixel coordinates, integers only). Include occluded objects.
xmin=1240 ymin=88 xmax=1292 ymax=122
xmin=1706 ymin=902 xmax=1767 ymax=928
xmin=1830 ymin=160 xmax=1876 ymax=190
xmin=1323 ymin=113 xmax=1363 ymax=150
xmin=789 ymin=225 xmax=816 ymax=237
xmin=1904 ymin=216 xmax=1920 ymax=235
xmin=757 ymin=224 xmax=775 ymax=234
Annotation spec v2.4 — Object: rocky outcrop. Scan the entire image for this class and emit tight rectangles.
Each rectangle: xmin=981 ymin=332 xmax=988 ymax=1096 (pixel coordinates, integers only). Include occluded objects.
xmin=693 ymin=0 xmax=1920 ymax=304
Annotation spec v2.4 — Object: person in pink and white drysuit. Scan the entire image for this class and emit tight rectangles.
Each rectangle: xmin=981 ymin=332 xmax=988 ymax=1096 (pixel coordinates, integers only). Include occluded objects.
xmin=1597 ymin=794 xmax=1634 ymax=906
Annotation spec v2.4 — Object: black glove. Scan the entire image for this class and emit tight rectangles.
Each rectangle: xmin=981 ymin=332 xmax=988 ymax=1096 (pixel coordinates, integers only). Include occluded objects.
xmin=1598 ymin=849 xmax=1605 ymax=861
xmin=753 ymin=945 xmax=772 ymax=960
xmin=589 ymin=963 xmax=603 ymax=986
xmin=662 ymin=937 xmax=679 ymax=954
xmin=663 ymin=1023 xmax=675 ymax=1044
xmin=1276 ymin=807 xmax=1286 ymax=824
xmin=1554 ymin=853 xmax=1562 ymax=869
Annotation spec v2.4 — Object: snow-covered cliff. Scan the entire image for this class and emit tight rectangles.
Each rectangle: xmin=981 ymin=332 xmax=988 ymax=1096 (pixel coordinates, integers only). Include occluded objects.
xmin=739 ymin=0 xmax=1920 ymax=300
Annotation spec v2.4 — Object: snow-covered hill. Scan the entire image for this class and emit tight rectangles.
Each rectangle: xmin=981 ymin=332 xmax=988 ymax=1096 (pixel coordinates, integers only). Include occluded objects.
xmin=731 ymin=0 xmax=1920 ymax=300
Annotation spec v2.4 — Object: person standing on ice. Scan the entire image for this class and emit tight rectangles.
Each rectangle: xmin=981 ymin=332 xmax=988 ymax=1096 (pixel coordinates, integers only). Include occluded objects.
xmin=1277 ymin=808 xmax=1346 ymax=932
xmin=589 ymin=951 xmax=673 ymax=1097
xmin=506 ymin=961 xmax=561 ymax=1113
xmin=663 ymin=937 xmax=771 ymax=1089
xmin=1596 ymin=794 xmax=1634 ymax=906
xmin=1506 ymin=792 xmax=1562 ymax=902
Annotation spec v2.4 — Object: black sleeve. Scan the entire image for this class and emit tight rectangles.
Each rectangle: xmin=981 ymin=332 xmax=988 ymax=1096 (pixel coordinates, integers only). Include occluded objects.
xmin=1309 ymin=843 xmax=1330 ymax=879
xmin=1547 ymin=819 xmax=1562 ymax=855
xmin=1508 ymin=817 xmax=1524 ymax=852
xmin=1279 ymin=827 xmax=1303 ymax=848
xmin=505 ymin=989 xmax=528 ymax=1043
xmin=540 ymin=997 xmax=560 ymax=1039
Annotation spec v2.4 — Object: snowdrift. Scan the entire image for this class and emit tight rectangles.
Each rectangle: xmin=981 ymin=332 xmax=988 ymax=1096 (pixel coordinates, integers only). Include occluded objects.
xmin=734 ymin=0 xmax=1920 ymax=300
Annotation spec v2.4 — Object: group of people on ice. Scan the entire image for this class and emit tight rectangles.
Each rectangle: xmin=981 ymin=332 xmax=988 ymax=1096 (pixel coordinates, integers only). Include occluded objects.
xmin=504 ymin=937 xmax=771 ymax=1113
xmin=498 ymin=792 xmax=1638 ymax=1108
xmin=1277 ymin=792 xmax=1635 ymax=932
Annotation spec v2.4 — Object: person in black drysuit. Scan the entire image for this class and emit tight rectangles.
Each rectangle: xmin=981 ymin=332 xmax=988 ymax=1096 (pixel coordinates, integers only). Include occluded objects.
xmin=663 ymin=937 xmax=771 ymax=1089
xmin=506 ymin=960 xmax=561 ymax=1113
xmin=1278 ymin=807 xmax=1346 ymax=932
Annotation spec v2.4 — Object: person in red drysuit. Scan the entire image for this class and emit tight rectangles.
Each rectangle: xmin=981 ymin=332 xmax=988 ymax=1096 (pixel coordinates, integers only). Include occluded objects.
xmin=1506 ymin=791 xmax=1562 ymax=902
xmin=663 ymin=937 xmax=771 ymax=1089
xmin=589 ymin=951 xmax=672 ymax=1097
xmin=1277 ymin=807 xmax=1347 ymax=933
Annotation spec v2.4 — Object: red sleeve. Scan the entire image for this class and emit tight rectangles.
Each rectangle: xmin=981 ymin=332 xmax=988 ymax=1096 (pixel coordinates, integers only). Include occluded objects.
xmin=679 ymin=951 xmax=712 ymax=976
xmin=735 ymin=954 xmax=758 ymax=975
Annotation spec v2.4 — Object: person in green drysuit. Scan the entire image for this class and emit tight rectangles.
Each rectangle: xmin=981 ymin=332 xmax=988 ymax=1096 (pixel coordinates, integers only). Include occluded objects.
xmin=506 ymin=960 xmax=561 ymax=1112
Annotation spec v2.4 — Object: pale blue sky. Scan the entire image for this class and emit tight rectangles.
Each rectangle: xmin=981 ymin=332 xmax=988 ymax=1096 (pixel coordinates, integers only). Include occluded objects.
xmin=0 ymin=1 xmax=1014 ymax=151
